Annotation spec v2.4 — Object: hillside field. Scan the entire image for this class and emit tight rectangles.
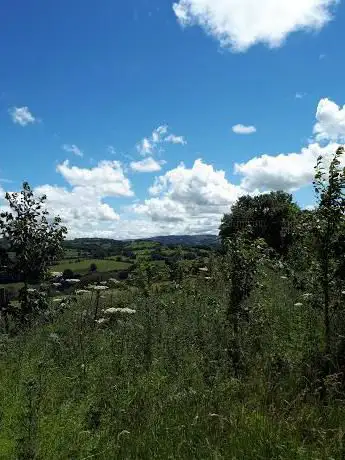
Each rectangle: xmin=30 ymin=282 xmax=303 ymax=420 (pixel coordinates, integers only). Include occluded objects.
xmin=51 ymin=259 xmax=132 ymax=274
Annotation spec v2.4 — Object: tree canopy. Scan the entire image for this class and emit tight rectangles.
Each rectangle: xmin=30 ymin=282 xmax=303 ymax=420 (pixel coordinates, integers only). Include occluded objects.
xmin=219 ymin=191 xmax=300 ymax=255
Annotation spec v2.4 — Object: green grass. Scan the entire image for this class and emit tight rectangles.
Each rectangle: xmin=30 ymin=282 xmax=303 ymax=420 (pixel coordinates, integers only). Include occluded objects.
xmin=0 ymin=267 xmax=345 ymax=458
xmin=51 ymin=258 xmax=132 ymax=274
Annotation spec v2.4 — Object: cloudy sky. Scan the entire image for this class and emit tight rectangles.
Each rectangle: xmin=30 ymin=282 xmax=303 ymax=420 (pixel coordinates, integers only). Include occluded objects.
xmin=1 ymin=0 xmax=344 ymax=239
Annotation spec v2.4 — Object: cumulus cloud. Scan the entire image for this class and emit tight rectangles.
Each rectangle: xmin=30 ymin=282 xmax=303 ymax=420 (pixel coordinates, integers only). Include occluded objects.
xmin=9 ymin=106 xmax=36 ymax=126
xmin=313 ymin=98 xmax=345 ymax=141
xmin=173 ymin=0 xmax=338 ymax=52
xmin=130 ymin=157 xmax=165 ymax=173
xmin=62 ymin=144 xmax=84 ymax=157
xmin=16 ymin=160 xmax=135 ymax=238
xmin=35 ymin=184 xmax=120 ymax=222
xmin=136 ymin=125 xmax=186 ymax=156
xmin=30 ymin=160 xmax=136 ymax=238
xmin=232 ymin=124 xmax=257 ymax=135
xmin=235 ymin=142 xmax=340 ymax=192
xmin=134 ymin=159 xmax=243 ymax=231
xmin=56 ymin=160 xmax=133 ymax=197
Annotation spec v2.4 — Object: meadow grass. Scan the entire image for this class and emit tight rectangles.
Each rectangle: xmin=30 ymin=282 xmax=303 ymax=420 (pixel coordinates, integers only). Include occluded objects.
xmin=51 ymin=259 xmax=132 ymax=274
xmin=0 ymin=271 xmax=344 ymax=459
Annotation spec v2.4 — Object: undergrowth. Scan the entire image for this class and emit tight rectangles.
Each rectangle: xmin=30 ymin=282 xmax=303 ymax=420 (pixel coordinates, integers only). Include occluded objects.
xmin=0 ymin=271 xmax=344 ymax=459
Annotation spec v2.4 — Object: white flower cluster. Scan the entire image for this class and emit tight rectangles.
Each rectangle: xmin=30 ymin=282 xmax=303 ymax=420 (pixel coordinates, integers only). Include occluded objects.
xmin=108 ymin=278 xmax=120 ymax=284
xmin=104 ymin=307 xmax=136 ymax=315
xmin=89 ymin=285 xmax=109 ymax=291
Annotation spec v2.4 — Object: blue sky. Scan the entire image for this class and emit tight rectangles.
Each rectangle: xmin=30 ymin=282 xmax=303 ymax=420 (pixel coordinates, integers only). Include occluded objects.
xmin=1 ymin=0 xmax=345 ymax=238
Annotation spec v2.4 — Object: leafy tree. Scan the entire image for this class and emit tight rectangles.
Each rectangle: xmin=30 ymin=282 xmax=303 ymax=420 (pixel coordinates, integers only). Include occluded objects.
xmin=63 ymin=268 xmax=74 ymax=280
xmin=219 ymin=191 xmax=300 ymax=255
xmin=0 ymin=182 xmax=67 ymax=286
xmin=311 ymin=147 xmax=345 ymax=354
xmin=90 ymin=263 xmax=97 ymax=272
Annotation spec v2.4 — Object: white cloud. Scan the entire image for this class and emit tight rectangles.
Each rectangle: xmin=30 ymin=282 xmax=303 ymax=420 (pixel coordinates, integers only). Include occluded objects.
xmin=35 ymin=184 xmax=120 ymax=223
xmin=62 ymin=144 xmax=84 ymax=157
xmin=136 ymin=125 xmax=186 ymax=156
xmin=295 ymin=92 xmax=306 ymax=99
xmin=30 ymin=160 xmax=135 ymax=238
xmin=165 ymin=134 xmax=187 ymax=145
xmin=313 ymin=98 xmax=345 ymax=141
xmin=232 ymin=124 xmax=257 ymax=135
xmin=133 ymin=159 xmax=243 ymax=231
xmin=235 ymin=142 xmax=340 ymax=192
xmin=56 ymin=160 xmax=133 ymax=197
xmin=130 ymin=157 xmax=165 ymax=173
xmin=9 ymin=106 xmax=36 ymax=126
xmin=173 ymin=0 xmax=338 ymax=52
xmin=137 ymin=138 xmax=153 ymax=156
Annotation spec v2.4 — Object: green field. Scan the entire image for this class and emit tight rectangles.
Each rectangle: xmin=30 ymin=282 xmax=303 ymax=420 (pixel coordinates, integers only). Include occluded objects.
xmin=51 ymin=259 xmax=132 ymax=274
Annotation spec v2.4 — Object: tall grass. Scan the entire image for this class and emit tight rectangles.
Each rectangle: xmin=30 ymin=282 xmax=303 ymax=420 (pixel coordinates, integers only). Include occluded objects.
xmin=0 ymin=270 xmax=344 ymax=459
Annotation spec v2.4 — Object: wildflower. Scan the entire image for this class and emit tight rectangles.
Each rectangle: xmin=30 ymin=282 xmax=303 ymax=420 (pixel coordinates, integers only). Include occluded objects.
xmin=199 ymin=267 xmax=208 ymax=272
xmin=96 ymin=318 xmax=107 ymax=324
xmin=52 ymin=297 xmax=62 ymax=303
xmin=302 ymin=293 xmax=312 ymax=299
xmin=104 ymin=307 xmax=136 ymax=315
xmin=76 ymin=289 xmax=91 ymax=295
xmin=100 ymin=281 xmax=108 ymax=285
xmin=109 ymin=278 xmax=120 ymax=284
xmin=294 ymin=302 xmax=303 ymax=307
xmin=280 ymin=276 xmax=287 ymax=280
xmin=90 ymin=285 xmax=109 ymax=291
xmin=205 ymin=277 xmax=212 ymax=280
xmin=27 ymin=288 xmax=36 ymax=293
xmin=50 ymin=271 xmax=63 ymax=278
xmin=52 ymin=282 xmax=62 ymax=287
xmin=342 ymin=291 xmax=345 ymax=296
xmin=65 ymin=279 xmax=80 ymax=284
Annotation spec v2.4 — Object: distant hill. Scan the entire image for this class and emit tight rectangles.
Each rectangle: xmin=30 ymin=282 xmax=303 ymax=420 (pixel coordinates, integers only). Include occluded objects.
xmin=65 ymin=235 xmax=219 ymax=248
xmin=143 ymin=234 xmax=219 ymax=247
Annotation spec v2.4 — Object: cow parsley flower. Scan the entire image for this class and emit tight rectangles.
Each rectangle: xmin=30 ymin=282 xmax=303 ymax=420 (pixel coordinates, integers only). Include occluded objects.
xmin=96 ymin=318 xmax=107 ymax=324
xmin=104 ymin=307 xmax=136 ymax=315
xmin=90 ymin=285 xmax=109 ymax=291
